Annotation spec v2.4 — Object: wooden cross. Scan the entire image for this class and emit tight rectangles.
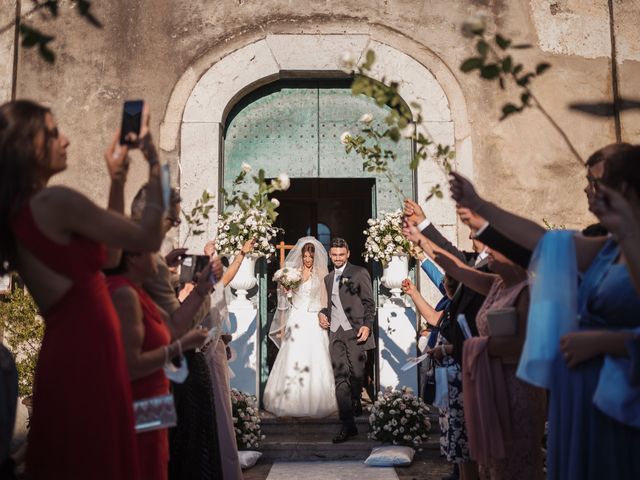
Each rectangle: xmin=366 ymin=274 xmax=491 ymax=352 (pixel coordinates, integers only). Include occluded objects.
xmin=275 ymin=241 xmax=296 ymax=268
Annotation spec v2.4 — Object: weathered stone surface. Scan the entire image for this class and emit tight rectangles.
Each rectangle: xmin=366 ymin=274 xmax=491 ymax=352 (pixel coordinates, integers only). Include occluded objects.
xmin=0 ymin=1 xmax=15 ymax=104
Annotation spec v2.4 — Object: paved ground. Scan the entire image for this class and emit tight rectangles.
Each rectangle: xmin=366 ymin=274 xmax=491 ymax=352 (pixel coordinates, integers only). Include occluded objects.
xmin=243 ymin=455 xmax=453 ymax=480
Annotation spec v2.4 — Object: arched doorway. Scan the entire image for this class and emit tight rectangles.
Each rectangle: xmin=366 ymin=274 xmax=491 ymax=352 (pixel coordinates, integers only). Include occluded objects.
xmin=223 ymin=78 xmax=414 ymax=398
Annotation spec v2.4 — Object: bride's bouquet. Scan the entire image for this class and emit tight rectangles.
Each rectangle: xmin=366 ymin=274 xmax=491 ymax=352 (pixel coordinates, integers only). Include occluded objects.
xmin=363 ymin=209 xmax=413 ymax=267
xmin=368 ymin=386 xmax=431 ymax=446
xmin=273 ymin=267 xmax=302 ymax=300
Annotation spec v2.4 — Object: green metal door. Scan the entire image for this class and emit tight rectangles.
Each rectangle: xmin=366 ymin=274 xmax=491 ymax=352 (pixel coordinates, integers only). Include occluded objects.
xmin=223 ymin=79 xmax=415 ymax=397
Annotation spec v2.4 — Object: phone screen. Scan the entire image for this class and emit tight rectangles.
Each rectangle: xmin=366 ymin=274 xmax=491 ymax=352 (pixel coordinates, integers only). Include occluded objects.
xmin=120 ymin=100 xmax=144 ymax=145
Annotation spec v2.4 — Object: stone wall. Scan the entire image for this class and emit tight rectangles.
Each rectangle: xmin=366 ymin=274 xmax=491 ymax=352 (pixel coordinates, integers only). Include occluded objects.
xmin=7 ymin=0 xmax=640 ymax=231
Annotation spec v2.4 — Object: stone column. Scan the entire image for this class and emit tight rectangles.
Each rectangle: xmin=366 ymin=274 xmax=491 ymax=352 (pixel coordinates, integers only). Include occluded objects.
xmin=377 ymin=302 xmax=418 ymax=392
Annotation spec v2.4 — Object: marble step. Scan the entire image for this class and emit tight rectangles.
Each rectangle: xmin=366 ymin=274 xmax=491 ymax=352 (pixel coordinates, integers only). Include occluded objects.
xmin=259 ymin=432 xmax=441 ymax=461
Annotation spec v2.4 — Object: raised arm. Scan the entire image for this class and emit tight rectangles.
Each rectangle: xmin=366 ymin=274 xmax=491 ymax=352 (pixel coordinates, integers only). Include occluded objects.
xmin=221 ymin=239 xmax=255 ymax=287
xmin=403 ymin=222 xmax=496 ymax=296
xmin=449 ymin=172 xmax=546 ymax=252
xmin=401 ymin=279 xmax=443 ymax=327
xmin=104 ymin=133 xmax=130 ymax=268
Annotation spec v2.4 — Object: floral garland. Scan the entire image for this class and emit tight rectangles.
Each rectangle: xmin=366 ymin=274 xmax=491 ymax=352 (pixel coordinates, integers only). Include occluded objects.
xmin=231 ymin=388 xmax=265 ymax=450
xmin=368 ymin=386 xmax=431 ymax=446
xmin=363 ymin=209 xmax=413 ymax=267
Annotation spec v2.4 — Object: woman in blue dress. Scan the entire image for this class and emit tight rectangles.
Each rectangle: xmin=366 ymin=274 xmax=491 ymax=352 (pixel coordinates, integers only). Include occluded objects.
xmin=443 ymin=143 xmax=640 ymax=479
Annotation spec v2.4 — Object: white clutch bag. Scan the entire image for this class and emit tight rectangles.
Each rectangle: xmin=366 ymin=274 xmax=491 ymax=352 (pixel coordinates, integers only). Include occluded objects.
xmin=486 ymin=307 xmax=517 ymax=336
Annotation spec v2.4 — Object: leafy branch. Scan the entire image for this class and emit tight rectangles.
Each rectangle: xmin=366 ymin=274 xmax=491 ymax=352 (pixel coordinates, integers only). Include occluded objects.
xmin=221 ymin=165 xmax=288 ymax=222
xmin=1 ymin=0 xmax=102 ymax=64
xmin=340 ymin=50 xmax=455 ymax=204
xmin=460 ymin=18 xmax=584 ymax=166
xmin=181 ymin=190 xmax=215 ymax=247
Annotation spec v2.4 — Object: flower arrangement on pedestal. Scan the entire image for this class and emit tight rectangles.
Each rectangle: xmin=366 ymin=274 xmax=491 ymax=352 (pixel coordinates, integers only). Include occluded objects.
xmin=214 ymin=166 xmax=288 ymax=259
xmin=368 ymin=386 xmax=431 ymax=447
xmin=231 ymin=388 xmax=265 ymax=450
xmin=363 ymin=209 xmax=413 ymax=268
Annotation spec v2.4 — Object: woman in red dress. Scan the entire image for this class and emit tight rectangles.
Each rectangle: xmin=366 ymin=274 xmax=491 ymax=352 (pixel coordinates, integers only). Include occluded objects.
xmin=106 ymin=251 xmax=210 ymax=479
xmin=0 ymin=100 xmax=164 ymax=479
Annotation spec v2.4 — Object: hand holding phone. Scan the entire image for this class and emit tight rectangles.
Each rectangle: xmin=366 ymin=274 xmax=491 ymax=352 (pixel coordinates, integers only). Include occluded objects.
xmin=119 ymin=100 xmax=144 ymax=146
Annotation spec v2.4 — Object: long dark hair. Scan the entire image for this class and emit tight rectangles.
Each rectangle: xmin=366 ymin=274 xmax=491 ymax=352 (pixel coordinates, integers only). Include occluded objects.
xmin=0 ymin=100 xmax=51 ymax=274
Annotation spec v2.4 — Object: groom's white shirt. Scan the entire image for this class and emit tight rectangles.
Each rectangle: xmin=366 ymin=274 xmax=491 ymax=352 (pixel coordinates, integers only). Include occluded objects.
xmin=330 ymin=266 xmax=352 ymax=332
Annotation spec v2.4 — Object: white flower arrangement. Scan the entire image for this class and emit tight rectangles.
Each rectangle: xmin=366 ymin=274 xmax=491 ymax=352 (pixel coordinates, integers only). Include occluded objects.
xmin=231 ymin=388 xmax=265 ymax=450
xmin=368 ymin=386 xmax=431 ymax=446
xmin=214 ymin=208 xmax=278 ymax=258
xmin=363 ymin=209 xmax=413 ymax=267
xmin=273 ymin=267 xmax=302 ymax=296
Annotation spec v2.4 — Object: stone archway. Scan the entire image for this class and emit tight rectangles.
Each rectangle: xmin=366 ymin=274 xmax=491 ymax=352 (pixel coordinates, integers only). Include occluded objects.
xmin=159 ymin=33 xmax=473 ymax=254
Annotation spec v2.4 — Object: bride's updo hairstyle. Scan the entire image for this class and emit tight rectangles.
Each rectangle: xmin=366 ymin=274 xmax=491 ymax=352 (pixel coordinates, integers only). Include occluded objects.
xmin=302 ymin=242 xmax=315 ymax=257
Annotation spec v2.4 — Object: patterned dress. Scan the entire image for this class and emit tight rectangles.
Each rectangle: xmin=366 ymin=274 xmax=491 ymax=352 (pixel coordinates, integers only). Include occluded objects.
xmin=437 ymin=331 xmax=470 ymax=463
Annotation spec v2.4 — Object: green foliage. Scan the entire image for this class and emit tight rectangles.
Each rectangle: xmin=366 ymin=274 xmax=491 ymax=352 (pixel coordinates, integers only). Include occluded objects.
xmin=0 ymin=277 xmax=44 ymax=398
xmin=0 ymin=1 xmax=102 ymax=64
xmin=221 ymin=167 xmax=286 ymax=222
xmin=459 ymin=18 xmax=584 ymax=165
xmin=181 ymin=190 xmax=216 ymax=246
xmin=342 ymin=50 xmax=455 ymax=204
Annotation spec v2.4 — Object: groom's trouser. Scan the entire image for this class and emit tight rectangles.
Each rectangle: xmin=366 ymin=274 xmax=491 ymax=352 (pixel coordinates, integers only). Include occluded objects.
xmin=329 ymin=326 xmax=367 ymax=428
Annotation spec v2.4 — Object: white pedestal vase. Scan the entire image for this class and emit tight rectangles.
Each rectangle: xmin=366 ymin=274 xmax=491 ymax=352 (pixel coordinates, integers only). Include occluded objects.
xmin=381 ymin=255 xmax=409 ymax=306
xmin=228 ymin=255 xmax=257 ymax=308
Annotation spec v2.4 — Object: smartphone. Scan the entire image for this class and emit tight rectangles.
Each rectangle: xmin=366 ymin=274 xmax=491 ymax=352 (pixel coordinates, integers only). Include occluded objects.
xmin=179 ymin=255 xmax=210 ymax=284
xmin=119 ymin=100 xmax=144 ymax=145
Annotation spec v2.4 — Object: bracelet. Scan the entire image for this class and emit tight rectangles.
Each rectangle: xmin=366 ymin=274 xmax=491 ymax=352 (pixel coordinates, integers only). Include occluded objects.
xmin=163 ymin=345 xmax=169 ymax=365
xmin=441 ymin=344 xmax=447 ymax=357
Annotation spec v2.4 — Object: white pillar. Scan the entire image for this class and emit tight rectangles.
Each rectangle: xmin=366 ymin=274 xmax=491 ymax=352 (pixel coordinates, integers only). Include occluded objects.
xmin=377 ymin=303 xmax=418 ymax=392
xmin=227 ymin=303 xmax=259 ymax=396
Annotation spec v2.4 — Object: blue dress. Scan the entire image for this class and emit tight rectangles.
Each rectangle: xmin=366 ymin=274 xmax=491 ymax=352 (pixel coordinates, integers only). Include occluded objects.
xmin=547 ymin=240 xmax=640 ymax=479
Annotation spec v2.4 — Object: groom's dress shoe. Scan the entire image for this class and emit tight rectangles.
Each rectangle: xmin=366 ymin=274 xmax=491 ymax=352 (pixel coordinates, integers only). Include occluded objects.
xmin=332 ymin=426 xmax=358 ymax=443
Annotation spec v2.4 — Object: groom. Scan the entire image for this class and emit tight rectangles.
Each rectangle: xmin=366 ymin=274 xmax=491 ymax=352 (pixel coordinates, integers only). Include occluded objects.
xmin=319 ymin=238 xmax=376 ymax=443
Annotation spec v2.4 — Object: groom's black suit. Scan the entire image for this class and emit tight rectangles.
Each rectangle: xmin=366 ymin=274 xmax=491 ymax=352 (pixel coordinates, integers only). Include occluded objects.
xmin=321 ymin=262 xmax=375 ymax=429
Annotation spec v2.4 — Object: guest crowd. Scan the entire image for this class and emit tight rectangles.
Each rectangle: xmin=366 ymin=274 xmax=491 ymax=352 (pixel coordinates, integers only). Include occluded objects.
xmin=0 ymin=95 xmax=639 ymax=480
xmin=0 ymin=100 xmax=249 ymax=480
xmin=401 ymin=142 xmax=640 ymax=480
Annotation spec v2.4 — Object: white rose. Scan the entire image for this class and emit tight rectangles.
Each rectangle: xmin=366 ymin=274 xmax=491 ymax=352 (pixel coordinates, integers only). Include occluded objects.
xmin=359 ymin=112 xmax=373 ymax=124
xmin=339 ymin=51 xmax=355 ymax=72
xmin=241 ymin=162 xmax=252 ymax=173
xmin=271 ymin=198 xmax=280 ymax=207
xmin=277 ymin=173 xmax=290 ymax=191
xmin=340 ymin=131 xmax=352 ymax=145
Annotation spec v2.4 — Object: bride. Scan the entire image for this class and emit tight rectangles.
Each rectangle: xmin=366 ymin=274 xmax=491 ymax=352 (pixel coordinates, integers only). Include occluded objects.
xmin=263 ymin=237 xmax=337 ymax=417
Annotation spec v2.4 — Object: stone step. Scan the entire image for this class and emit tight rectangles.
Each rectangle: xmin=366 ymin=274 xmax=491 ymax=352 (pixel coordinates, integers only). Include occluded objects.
xmin=259 ymin=432 xmax=441 ymax=461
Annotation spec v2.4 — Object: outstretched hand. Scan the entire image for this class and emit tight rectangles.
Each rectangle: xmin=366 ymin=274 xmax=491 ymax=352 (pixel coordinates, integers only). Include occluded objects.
xmin=403 ymin=199 xmax=426 ymax=226
xmin=449 ymin=172 xmax=484 ymax=211
xmin=456 ymin=207 xmax=487 ymax=232
xmin=402 ymin=220 xmax=423 ymax=245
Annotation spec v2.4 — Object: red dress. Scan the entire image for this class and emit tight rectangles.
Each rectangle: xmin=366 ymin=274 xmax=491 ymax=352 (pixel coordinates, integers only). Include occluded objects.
xmin=11 ymin=202 xmax=140 ymax=479
xmin=107 ymin=276 xmax=171 ymax=480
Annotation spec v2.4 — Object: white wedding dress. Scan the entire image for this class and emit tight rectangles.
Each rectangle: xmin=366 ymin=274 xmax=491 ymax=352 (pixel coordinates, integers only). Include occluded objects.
xmin=263 ymin=278 xmax=338 ymax=418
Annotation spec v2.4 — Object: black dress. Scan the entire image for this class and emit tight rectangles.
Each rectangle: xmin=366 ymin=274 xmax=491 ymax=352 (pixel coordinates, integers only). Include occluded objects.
xmin=169 ymin=350 xmax=222 ymax=480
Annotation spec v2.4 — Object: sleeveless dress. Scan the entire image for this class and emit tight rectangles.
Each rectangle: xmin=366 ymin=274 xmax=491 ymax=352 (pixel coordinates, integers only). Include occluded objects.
xmin=107 ymin=276 xmax=171 ymax=480
xmin=474 ymin=278 xmax=545 ymax=480
xmin=263 ymin=279 xmax=337 ymax=417
xmin=11 ymin=202 xmax=140 ymax=479
xmin=547 ymin=240 xmax=640 ymax=479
